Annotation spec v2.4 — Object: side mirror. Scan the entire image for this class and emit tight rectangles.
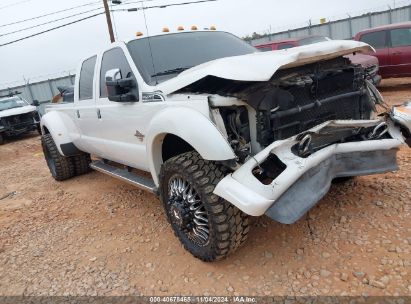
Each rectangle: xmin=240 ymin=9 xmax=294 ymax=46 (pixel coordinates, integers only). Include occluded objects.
xmin=32 ymin=100 xmax=40 ymax=107
xmin=105 ymin=68 xmax=139 ymax=102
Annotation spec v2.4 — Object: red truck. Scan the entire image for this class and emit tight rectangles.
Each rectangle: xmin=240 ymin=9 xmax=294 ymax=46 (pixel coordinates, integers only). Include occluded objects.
xmin=255 ymin=36 xmax=381 ymax=85
xmin=354 ymin=22 xmax=411 ymax=79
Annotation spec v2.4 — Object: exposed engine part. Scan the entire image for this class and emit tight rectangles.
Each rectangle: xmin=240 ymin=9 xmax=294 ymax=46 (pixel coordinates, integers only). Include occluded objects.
xmin=292 ymin=124 xmax=392 ymax=158
xmin=182 ymin=57 xmax=376 ymax=151
xmin=279 ymin=75 xmax=313 ymax=87
xmin=218 ymin=107 xmax=251 ymax=163
xmin=252 ymin=154 xmax=287 ymax=185
xmin=241 ymin=57 xmax=372 ymax=147
xmin=368 ymin=122 xmax=389 ymax=140
xmin=365 ymin=79 xmax=388 ymax=110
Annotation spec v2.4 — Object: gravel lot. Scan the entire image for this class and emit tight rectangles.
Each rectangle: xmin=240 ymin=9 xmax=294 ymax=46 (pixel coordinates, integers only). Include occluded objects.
xmin=0 ymin=78 xmax=410 ymax=297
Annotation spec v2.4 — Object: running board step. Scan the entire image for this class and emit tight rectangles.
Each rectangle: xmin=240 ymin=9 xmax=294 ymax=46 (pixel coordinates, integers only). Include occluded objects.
xmin=90 ymin=161 xmax=157 ymax=194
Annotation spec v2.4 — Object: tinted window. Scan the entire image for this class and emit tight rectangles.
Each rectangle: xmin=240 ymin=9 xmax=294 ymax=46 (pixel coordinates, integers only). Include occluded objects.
xmin=359 ymin=31 xmax=387 ymax=49
xmin=277 ymin=43 xmax=295 ymax=50
xmin=127 ymin=31 xmax=256 ymax=85
xmin=299 ymin=36 xmax=329 ymax=46
xmin=257 ymin=46 xmax=273 ymax=52
xmin=79 ymin=56 xmax=96 ymax=100
xmin=390 ymin=28 xmax=411 ymax=47
xmin=100 ymin=48 xmax=133 ymax=98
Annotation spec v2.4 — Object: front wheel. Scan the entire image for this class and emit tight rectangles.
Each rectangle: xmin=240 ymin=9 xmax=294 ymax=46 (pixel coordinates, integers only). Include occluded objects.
xmin=159 ymin=151 xmax=249 ymax=262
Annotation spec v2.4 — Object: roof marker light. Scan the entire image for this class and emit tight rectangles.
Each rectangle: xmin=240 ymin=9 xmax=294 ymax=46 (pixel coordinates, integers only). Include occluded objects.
xmin=210 ymin=25 xmax=216 ymax=30
xmin=163 ymin=27 xmax=170 ymax=32
xmin=191 ymin=25 xmax=198 ymax=30
xmin=177 ymin=26 xmax=184 ymax=31
xmin=136 ymin=31 xmax=143 ymax=37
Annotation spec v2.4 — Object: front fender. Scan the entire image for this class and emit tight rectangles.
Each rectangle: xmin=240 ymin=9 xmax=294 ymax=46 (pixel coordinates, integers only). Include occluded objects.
xmin=40 ymin=111 xmax=81 ymax=156
xmin=146 ymin=107 xmax=236 ymax=186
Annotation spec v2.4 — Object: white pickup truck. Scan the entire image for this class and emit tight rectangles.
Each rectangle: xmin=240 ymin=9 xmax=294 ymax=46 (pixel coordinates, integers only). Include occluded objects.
xmin=0 ymin=94 xmax=40 ymax=144
xmin=40 ymin=30 xmax=411 ymax=261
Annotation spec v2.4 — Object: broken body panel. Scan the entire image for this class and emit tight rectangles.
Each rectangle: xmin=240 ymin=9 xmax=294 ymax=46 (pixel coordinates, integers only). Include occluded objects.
xmin=151 ymin=40 xmax=410 ymax=224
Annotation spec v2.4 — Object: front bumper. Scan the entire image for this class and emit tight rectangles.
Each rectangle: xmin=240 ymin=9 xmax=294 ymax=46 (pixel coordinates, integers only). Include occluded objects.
xmin=2 ymin=123 xmax=38 ymax=136
xmin=0 ymin=113 xmax=39 ymax=137
xmin=214 ymin=119 xmax=406 ymax=223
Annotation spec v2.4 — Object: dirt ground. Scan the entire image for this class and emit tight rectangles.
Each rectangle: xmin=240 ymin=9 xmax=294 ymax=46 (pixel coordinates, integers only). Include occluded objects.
xmin=0 ymin=78 xmax=410 ymax=297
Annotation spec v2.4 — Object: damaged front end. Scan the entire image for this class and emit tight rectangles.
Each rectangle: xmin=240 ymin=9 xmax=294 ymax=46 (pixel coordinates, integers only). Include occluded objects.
xmin=170 ymin=46 xmax=411 ymax=223
xmin=207 ymin=58 xmax=411 ymax=224
xmin=214 ymin=119 xmax=405 ymax=224
xmin=391 ymin=102 xmax=411 ymax=147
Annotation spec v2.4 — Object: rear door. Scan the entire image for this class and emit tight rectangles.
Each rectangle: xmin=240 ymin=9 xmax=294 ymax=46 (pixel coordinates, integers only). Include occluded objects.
xmin=388 ymin=27 xmax=411 ymax=77
xmin=358 ymin=30 xmax=390 ymax=77
xmin=73 ymin=56 xmax=105 ymax=155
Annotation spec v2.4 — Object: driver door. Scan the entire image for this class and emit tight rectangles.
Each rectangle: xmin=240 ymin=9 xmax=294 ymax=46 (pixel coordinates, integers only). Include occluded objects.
xmin=94 ymin=47 xmax=150 ymax=171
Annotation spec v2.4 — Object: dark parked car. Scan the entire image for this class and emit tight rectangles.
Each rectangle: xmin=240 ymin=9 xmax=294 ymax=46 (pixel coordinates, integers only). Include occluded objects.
xmin=255 ymin=35 xmax=381 ymax=85
xmin=354 ymin=22 xmax=411 ymax=79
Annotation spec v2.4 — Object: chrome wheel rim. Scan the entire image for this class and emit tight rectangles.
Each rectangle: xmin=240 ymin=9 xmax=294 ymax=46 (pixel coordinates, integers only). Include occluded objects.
xmin=168 ymin=176 xmax=210 ymax=246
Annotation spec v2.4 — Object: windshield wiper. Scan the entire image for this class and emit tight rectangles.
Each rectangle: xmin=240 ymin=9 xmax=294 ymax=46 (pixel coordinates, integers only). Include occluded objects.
xmin=151 ymin=66 xmax=192 ymax=78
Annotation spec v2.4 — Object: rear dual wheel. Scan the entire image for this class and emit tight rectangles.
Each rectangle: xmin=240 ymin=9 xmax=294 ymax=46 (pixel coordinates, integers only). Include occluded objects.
xmin=41 ymin=134 xmax=91 ymax=181
xmin=41 ymin=134 xmax=74 ymax=181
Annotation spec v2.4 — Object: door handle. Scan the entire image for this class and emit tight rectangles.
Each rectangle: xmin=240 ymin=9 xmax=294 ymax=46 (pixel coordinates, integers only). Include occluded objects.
xmin=76 ymin=110 xmax=80 ymax=118
xmin=392 ymin=51 xmax=402 ymax=55
xmin=97 ymin=109 xmax=102 ymax=119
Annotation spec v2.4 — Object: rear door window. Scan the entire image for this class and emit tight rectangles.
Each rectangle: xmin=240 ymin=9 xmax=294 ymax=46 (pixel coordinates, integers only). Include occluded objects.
xmin=390 ymin=27 xmax=411 ymax=47
xmin=359 ymin=31 xmax=388 ymax=49
xmin=79 ymin=56 xmax=97 ymax=101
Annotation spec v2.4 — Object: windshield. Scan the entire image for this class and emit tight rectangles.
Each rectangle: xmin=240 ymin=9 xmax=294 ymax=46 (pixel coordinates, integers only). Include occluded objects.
xmin=127 ymin=31 xmax=257 ymax=85
xmin=0 ymin=97 xmax=29 ymax=111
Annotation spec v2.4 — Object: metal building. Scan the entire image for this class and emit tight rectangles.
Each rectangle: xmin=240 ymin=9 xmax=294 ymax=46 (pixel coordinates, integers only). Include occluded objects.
xmin=250 ymin=4 xmax=411 ymax=46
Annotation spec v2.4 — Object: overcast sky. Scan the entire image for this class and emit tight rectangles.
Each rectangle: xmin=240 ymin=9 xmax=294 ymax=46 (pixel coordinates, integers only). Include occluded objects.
xmin=0 ymin=0 xmax=403 ymax=87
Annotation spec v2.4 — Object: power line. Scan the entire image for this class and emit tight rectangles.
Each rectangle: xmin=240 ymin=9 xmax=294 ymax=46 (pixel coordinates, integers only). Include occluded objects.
xmin=0 ymin=0 xmax=219 ymax=47
xmin=0 ymin=0 xmax=157 ymax=28
xmin=0 ymin=0 xmax=32 ymax=11
xmin=0 ymin=8 xmax=104 ymax=38
xmin=0 ymin=1 xmax=102 ymax=28
xmin=0 ymin=13 xmax=105 ymax=47
xmin=114 ymin=0 xmax=218 ymax=12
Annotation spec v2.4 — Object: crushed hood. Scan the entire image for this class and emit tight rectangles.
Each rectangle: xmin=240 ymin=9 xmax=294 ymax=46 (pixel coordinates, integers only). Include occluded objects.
xmin=0 ymin=105 xmax=36 ymax=118
xmin=156 ymin=40 xmax=374 ymax=95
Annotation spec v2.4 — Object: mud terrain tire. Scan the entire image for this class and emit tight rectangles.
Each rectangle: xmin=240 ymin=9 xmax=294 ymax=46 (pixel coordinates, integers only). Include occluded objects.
xmin=72 ymin=153 xmax=91 ymax=176
xmin=41 ymin=134 xmax=75 ymax=181
xmin=160 ymin=151 xmax=249 ymax=262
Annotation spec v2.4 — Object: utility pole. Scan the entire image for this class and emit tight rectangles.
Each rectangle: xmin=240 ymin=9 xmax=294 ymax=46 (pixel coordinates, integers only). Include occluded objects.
xmin=103 ymin=0 xmax=115 ymax=43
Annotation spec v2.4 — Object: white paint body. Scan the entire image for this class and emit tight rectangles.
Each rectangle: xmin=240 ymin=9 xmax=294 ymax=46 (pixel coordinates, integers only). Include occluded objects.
xmin=0 ymin=105 xmax=37 ymax=119
xmin=40 ymin=32 xmax=410 ymax=216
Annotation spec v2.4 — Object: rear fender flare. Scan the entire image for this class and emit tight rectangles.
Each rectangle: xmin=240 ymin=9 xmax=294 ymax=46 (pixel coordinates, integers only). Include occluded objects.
xmin=40 ymin=111 xmax=81 ymax=156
